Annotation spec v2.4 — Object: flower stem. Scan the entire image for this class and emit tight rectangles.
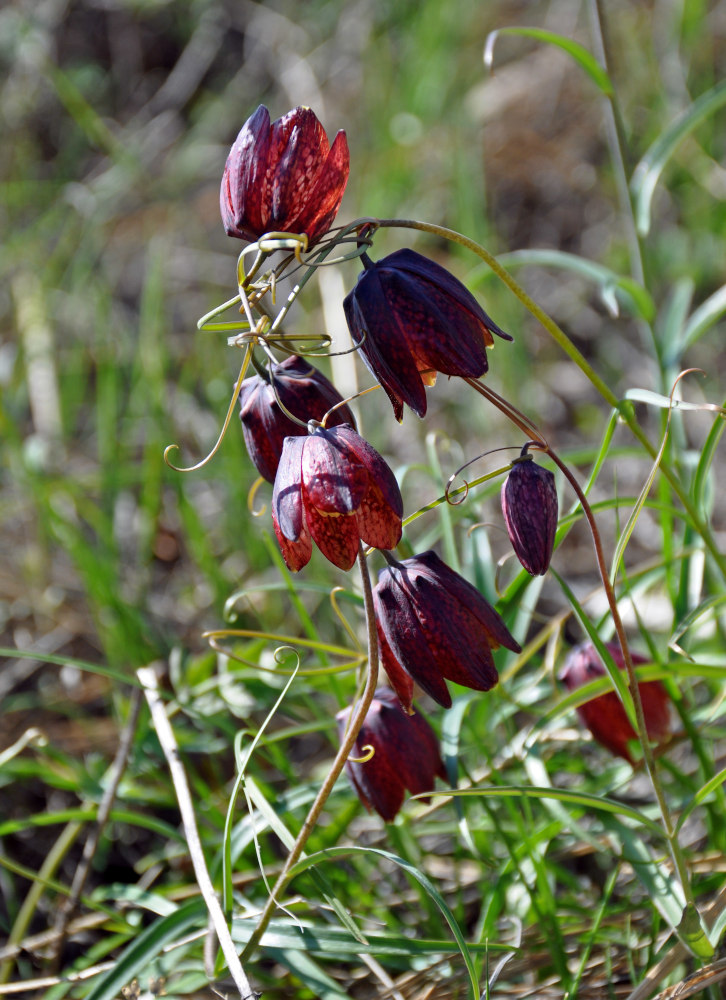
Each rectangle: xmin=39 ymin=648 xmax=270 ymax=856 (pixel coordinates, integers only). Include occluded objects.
xmin=542 ymin=447 xmax=698 ymax=908
xmin=465 ymin=375 xmax=704 ymax=946
xmin=240 ymin=543 xmax=379 ymax=962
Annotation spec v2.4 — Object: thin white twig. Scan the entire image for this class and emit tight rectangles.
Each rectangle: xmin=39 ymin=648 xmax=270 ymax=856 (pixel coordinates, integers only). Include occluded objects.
xmin=137 ymin=663 xmax=255 ymax=1000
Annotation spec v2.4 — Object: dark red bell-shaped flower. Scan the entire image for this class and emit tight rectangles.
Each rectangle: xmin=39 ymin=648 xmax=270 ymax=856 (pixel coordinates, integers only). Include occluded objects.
xmin=337 ymin=686 xmax=446 ymax=822
xmin=343 ymin=248 xmax=512 ymax=420
xmin=272 ymin=423 xmax=403 ymax=572
xmin=238 ymin=355 xmax=356 ymax=483
xmin=558 ymin=641 xmax=672 ymax=764
xmin=501 ymin=453 xmax=558 ymax=576
xmin=220 ymin=105 xmax=350 ymax=247
xmin=373 ymin=550 xmax=521 ymax=711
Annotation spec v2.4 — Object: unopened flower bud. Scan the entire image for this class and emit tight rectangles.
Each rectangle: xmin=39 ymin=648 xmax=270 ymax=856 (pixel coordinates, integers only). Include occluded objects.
xmin=501 ymin=452 xmax=558 ymax=576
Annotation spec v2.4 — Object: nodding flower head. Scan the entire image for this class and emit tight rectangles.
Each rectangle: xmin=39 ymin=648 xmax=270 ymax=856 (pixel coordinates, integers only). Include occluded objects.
xmin=220 ymin=105 xmax=350 ymax=247
xmin=238 ymin=355 xmax=356 ymax=483
xmin=558 ymin=641 xmax=672 ymax=764
xmin=343 ymin=248 xmax=512 ymax=420
xmin=337 ymin=687 xmax=446 ymax=822
xmin=501 ymin=452 xmax=558 ymax=576
xmin=271 ymin=423 xmax=403 ymax=572
xmin=373 ymin=550 xmax=521 ymax=711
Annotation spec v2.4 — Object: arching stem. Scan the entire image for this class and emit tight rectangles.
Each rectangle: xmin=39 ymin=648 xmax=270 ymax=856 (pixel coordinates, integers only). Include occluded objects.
xmin=374 ymin=217 xmax=726 ymax=583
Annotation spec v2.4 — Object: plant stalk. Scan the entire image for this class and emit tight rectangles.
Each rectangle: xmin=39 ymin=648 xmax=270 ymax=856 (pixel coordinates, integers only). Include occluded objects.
xmin=240 ymin=542 xmax=380 ymax=962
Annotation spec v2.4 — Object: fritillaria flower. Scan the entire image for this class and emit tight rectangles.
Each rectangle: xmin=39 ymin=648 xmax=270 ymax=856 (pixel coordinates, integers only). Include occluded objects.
xmin=501 ymin=453 xmax=558 ymax=576
xmin=272 ymin=423 xmax=403 ymax=572
xmin=220 ymin=105 xmax=350 ymax=246
xmin=373 ymin=550 xmax=521 ymax=711
xmin=558 ymin=641 xmax=672 ymax=764
xmin=336 ymin=687 xmax=446 ymax=822
xmin=343 ymin=248 xmax=512 ymax=420
xmin=238 ymin=355 xmax=356 ymax=483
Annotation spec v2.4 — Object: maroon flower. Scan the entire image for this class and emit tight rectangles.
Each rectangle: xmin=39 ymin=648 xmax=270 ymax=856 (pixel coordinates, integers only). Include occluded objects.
xmin=558 ymin=641 xmax=672 ymax=764
xmin=343 ymin=249 xmax=512 ymax=420
xmin=220 ymin=105 xmax=350 ymax=247
xmin=373 ymin=550 xmax=521 ymax=711
xmin=337 ymin=687 xmax=446 ymax=821
xmin=272 ymin=424 xmax=403 ymax=572
xmin=501 ymin=453 xmax=558 ymax=576
xmin=239 ymin=355 xmax=356 ymax=483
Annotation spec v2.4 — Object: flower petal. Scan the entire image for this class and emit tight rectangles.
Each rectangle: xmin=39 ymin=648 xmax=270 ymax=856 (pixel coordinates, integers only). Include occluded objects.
xmin=332 ymin=425 xmax=403 ymax=520
xmin=303 ymin=500 xmax=360 ymax=571
xmin=344 ymin=268 xmax=427 ymax=419
xmin=238 ymin=380 xmax=289 ymax=483
xmin=407 ymin=571 xmax=499 ymax=692
xmin=386 ymin=248 xmax=513 ymax=343
xmin=377 ymin=627 xmax=415 ymax=713
xmin=266 ymin=108 xmax=329 ymax=232
xmin=415 ymin=551 xmax=521 ymax=653
xmin=380 ymin=267 xmax=489 ymax=377
xmin=274 ymin=355 xmax=356 ymax=430
xmin=501 ymin=459 xmax=558 ymax=576
xmin=221 ymin=105 xmax=270 ymax=240
xmin=271 ymin=509 xmax=312 ymax=572
xmin=356 ymin=481 xmax=403 ymax=551
xmin=374 ymin=574 xmax=453 ymax=707
xmin=272 ymin=436 xmax=306 ymax=540
xmin=301 ymin=428 xmax=368 ymax=514
xmin=291 ymin=129 xmax=350 ymax=245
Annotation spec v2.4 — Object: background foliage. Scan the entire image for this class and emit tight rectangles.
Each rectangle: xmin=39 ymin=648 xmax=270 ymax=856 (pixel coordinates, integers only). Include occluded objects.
xmin=2 ymin=0 xmax=726 ymax=997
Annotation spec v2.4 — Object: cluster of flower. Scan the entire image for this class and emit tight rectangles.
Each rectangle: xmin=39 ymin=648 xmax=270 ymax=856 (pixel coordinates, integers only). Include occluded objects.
xmin=219 ymin=106 xmax=671 ymax=819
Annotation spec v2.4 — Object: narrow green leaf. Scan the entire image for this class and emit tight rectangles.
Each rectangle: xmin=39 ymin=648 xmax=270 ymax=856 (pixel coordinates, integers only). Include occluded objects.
xmin=610 ymin=395 xmax=677 ymax=583
xmin=551 ymin=570 xmax=638 ymax=732
xmin=433 ymin=785 xmax=665 ymax=839
xmin=231 ymin=917 xmax=507 ymax=958
xmin=267 ymin=947 xmax=350 ymax=1000
xmin=692 ymin=404 xmax=726 ymax=515
xmin=670 ymin=594 xmax=726 ymax=656
xmin=625 ymin=387 xmax=725 ymax=414
xmin=243 ymin=777 xmax=368 ymax=946
xmin=0 ymin=647 xmax=137 ymax=687
xmin=632 ymin=80 xmax=726 ymax=234
xmin=441 ymin=693 xmax=480 ymax=856
xmin=676 ymin=762 xmax=726 ymax=832
xmin=484 ymin=27 xmax=613 ymax=95
xmin=285 ymin=846 xmax=481 ymax=996
xmin=600 ymin=816 xmax=692 ymax=940
xmin=659 ymin=277 xmax=694 ymax=370
xmin=683 ymin=283 xmax=726 ymax=351
xmin=497 ymin=249 xmax=655 ymax=321
xmin=84 ymin=899 xmax=204 ymax=1000
xmin=224 ymin=661 xmax=300 ymax=914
